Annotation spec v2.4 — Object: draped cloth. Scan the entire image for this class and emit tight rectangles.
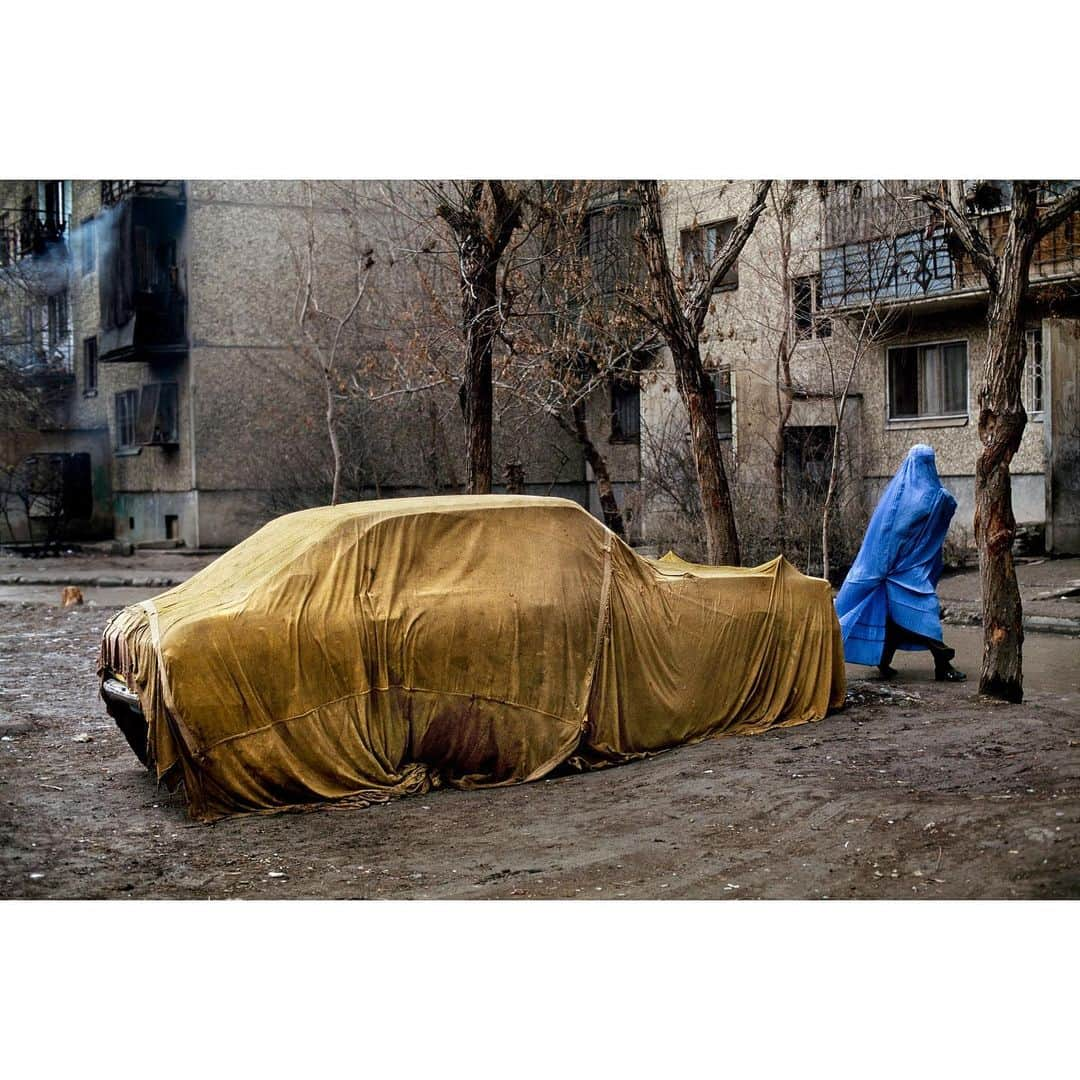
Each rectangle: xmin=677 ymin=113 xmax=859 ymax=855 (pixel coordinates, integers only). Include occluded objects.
xmin=99 ymin=495 xmax=846 ymax=821
xmin=834 ymin=445 xmax=957 ymax=666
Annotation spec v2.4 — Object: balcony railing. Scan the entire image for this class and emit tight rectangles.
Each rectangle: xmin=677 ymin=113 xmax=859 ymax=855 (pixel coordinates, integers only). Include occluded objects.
xmin=820 ymin=228 xmax=954 ymax=309
xmin=0 ymin=215 xmax=68 ymax=263
xmin=819 ymin=190 xmax=1080 ymax=310
xmin=100 ymin=180 xmax=183 ymax=206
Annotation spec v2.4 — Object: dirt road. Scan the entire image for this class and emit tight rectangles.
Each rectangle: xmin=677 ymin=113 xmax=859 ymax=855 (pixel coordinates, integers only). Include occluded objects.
xmin=1 ymin=600 xmax=1077 ymax=899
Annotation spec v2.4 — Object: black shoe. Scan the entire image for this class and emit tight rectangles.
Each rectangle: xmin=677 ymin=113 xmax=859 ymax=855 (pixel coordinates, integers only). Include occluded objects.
xmin=936 ymin=665 xmax=967 ymax=682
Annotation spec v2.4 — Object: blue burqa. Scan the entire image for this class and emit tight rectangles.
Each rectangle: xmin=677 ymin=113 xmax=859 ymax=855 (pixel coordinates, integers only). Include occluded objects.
xmin=835 ymin=445 xmax=957 ymax=666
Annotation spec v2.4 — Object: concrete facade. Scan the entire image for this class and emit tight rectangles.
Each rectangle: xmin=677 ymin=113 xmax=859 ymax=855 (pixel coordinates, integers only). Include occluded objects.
xmin=1 ymin=180 xmax=597 ymax=548
xmin=641 ymin=180 xmax=1080 ymax=559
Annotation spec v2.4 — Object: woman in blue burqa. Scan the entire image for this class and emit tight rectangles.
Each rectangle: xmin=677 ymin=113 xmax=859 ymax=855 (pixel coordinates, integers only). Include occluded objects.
xmin=835 ymin=444 xmax=966 ymax=682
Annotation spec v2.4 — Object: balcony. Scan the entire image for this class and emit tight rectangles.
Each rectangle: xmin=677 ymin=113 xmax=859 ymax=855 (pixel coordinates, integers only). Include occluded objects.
xmin=98 ymin=191 xmax=187 ymax=363
xmin=819 ymin=183 xmax=1080 ymax=312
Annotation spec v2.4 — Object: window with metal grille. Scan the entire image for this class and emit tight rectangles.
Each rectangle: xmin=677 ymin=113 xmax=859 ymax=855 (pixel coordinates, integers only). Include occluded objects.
xmin=610 ymin=377 xmax=640 ymax=443
xmin=83 ymin=337 xmax=98 ymax=396
xmin=115 ymin=390 xmax=139 ymax=448
xmin=712 ymin=367 xmax=733 ymax=439
xmin=681 ymin=219 xmax=738 ymax=291
xmin=887 ymin=340 xmax=968 ymax=420
xmin=1024 ymin=327 xmax=1044 ymax=418
xmin=793 ymin=274 xmax=832 ymax=341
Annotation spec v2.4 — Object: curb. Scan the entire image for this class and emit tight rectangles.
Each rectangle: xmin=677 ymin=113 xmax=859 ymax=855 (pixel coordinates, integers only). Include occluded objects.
xmin=942 ymin=608 xmax=1080 ymax=636
xmin=0 ymin=575 xmax=187 ymax=588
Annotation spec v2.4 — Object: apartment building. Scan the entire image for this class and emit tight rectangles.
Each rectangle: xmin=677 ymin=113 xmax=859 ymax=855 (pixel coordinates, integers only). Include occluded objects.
xmin=641 ymin=179 xmax=1080 ymax=557
xmin=0 ymin=180 xmax=592 ymax=548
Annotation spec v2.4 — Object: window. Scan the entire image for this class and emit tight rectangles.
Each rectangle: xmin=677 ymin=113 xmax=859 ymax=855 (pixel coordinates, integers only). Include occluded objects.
xmin=585 ymin=202 xmax=639 ymax=293
xmin=681 ymin=218 xmax=738 ymax=291
xmin=46 ymin=291 xmax=70 ymax=354
xmin=784 ymin=426 xmax=834 ymax=494
xmin=712 ymin=367 xmax=733 ymax=439
xmin=1023 ymin=327 xmax=1044 ymax=418
xmin=83 ymin=337 xmax=98 ymax=396
xmin=610 ymin=377 xmax=640 ymax=443
xmin=888 ymin=341 xmax=968 ymax=420
xmin=793 ymin=274 xmax=832 ymax=341
xmin=0 ymin=213 xmax=11 ymax=267
xmin=80 ymin=217 xmax=96 ymax=275
xmin=115 ymin=390 xmax=139 ymax=448
xmin=135 ymin=382 xmax=179 ymax=445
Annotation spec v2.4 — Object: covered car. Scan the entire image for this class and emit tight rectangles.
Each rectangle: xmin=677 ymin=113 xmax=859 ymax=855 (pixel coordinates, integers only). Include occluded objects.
xmin=99 ymin=495 xmax=846 ymax=820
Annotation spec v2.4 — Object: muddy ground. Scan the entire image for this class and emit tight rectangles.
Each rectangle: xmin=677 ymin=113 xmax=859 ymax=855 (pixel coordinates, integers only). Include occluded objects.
xmin=1 ymin=599 xmax=1077 ymax=900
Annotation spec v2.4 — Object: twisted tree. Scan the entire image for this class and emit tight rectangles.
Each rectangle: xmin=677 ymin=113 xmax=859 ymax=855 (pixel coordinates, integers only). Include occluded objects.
xmin=917 ymin=181 xmax=1080 ymax=701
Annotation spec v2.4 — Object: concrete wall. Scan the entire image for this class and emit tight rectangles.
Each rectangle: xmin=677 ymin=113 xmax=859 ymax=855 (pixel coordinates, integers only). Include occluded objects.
xmin=642 ymin=180 xmax=1071 ymax=556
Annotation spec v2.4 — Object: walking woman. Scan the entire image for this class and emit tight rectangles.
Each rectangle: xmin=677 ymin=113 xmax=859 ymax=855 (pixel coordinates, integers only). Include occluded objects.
xmin=835 ymin=444 xmax=966 ymax=682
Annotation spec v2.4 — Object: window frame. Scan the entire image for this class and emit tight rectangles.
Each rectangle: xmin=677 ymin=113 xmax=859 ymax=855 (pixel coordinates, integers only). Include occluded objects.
xmin=80 ymin=216 xmax=96 ymax=276
xmin=793 ymin=272 xmax=832 ymax=342
xmin=681 ymin=218 xmax=739 ymax=293
xmin=886 ymin=337 xmax=970 ymax=424
xmin=712 ymin=366 xmax=733 ymax=440
xmin=609 ymin=375 xmax=641 ymax=444
xmin=115 ymin=389 xmax=139 ymax=450
xmin=1024 ymin=327 xmax=1044 ymax=419
xmin=83 ymin=336 xmax=98 ymax=397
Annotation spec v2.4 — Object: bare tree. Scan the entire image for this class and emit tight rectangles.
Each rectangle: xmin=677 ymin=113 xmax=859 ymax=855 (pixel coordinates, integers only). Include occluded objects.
xmin=498 ymin=181 xmax=656 ymax=535
xmin=290 ymin=183 xmax=376 ymax=506
xmin=634 ymin=179 xmax=772 ymax=564
xmin=428 ymin=181 xmax=525 ymax=495
xmin=915 ymin=180 xmax=1080 ymax=701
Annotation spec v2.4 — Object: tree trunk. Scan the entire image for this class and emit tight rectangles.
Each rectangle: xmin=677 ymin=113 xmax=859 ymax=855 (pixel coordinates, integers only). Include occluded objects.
xmin=975 ymin=200 xmax=1037 ymax=701
xmin=571 ymin=400 xmax=625 ymax=536
xmin=774 ymin=326 xmax=794 ymax=544
xmin=456 ymin=253 xmax=497 ymax=494
xmin=324 ymin=371 xmax=342 ymax=506
xmin=675 ymin=346 xmax=740 ymax=565
xmin=820 ymin=397 xmax=847 ymax=583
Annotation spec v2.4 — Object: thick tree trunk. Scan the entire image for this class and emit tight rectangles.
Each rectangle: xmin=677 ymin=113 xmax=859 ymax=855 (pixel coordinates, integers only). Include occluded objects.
xmin=571 ymin=401 xmax=625 ymax=536
xmin=457 ymin=251 xmax=498 ymax=495
xmin=437 ymin=182 xmax=522 ymax=497
xmin=976 ymin=295 xmax=1032 ymax=699
xmin=674 ymin=345 xmax=740 ymax=565
xmin=974 ymin=184 xmax=1039 ymax=702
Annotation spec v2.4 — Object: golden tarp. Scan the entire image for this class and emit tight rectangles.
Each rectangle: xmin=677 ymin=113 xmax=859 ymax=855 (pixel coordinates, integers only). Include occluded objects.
xmin=99 ymin=495 xmax=846 ymax=820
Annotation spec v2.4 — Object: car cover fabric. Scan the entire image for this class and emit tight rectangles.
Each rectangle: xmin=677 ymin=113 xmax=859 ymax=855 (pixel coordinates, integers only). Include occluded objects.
xmin=99 ymin=495 xmax=846 ymax=821
xmin=834 ymin=445 xmax=957 ymax=667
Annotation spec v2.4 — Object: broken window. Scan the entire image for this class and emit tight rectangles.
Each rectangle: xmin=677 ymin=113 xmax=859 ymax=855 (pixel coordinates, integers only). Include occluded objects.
xmin=83 ymin=337 xmax=98 ymax=396
xmin=793 ymin=274 xmax=832 ymax=341
xmin=888 ymin=340 xmax=968 ymax=420
xmin=610 ymin=376 xmax=641 ymax=443
xmin=681 ymin=218 xmax=738 ymax=291
xmin=1024 ymin=327 xmax=1044 ymax=417
xmin=135 ymin=382 xmax=179 ymax=446
xmin=712 ymin=367 xmax=733 ymax=439
xmin=115 ymin=389 xmax=139 ymax=448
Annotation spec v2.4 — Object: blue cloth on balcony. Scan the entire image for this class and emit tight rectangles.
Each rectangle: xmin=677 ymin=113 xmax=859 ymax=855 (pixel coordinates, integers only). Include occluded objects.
xmin=834 ymin=444 xmax=957 ymax=666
